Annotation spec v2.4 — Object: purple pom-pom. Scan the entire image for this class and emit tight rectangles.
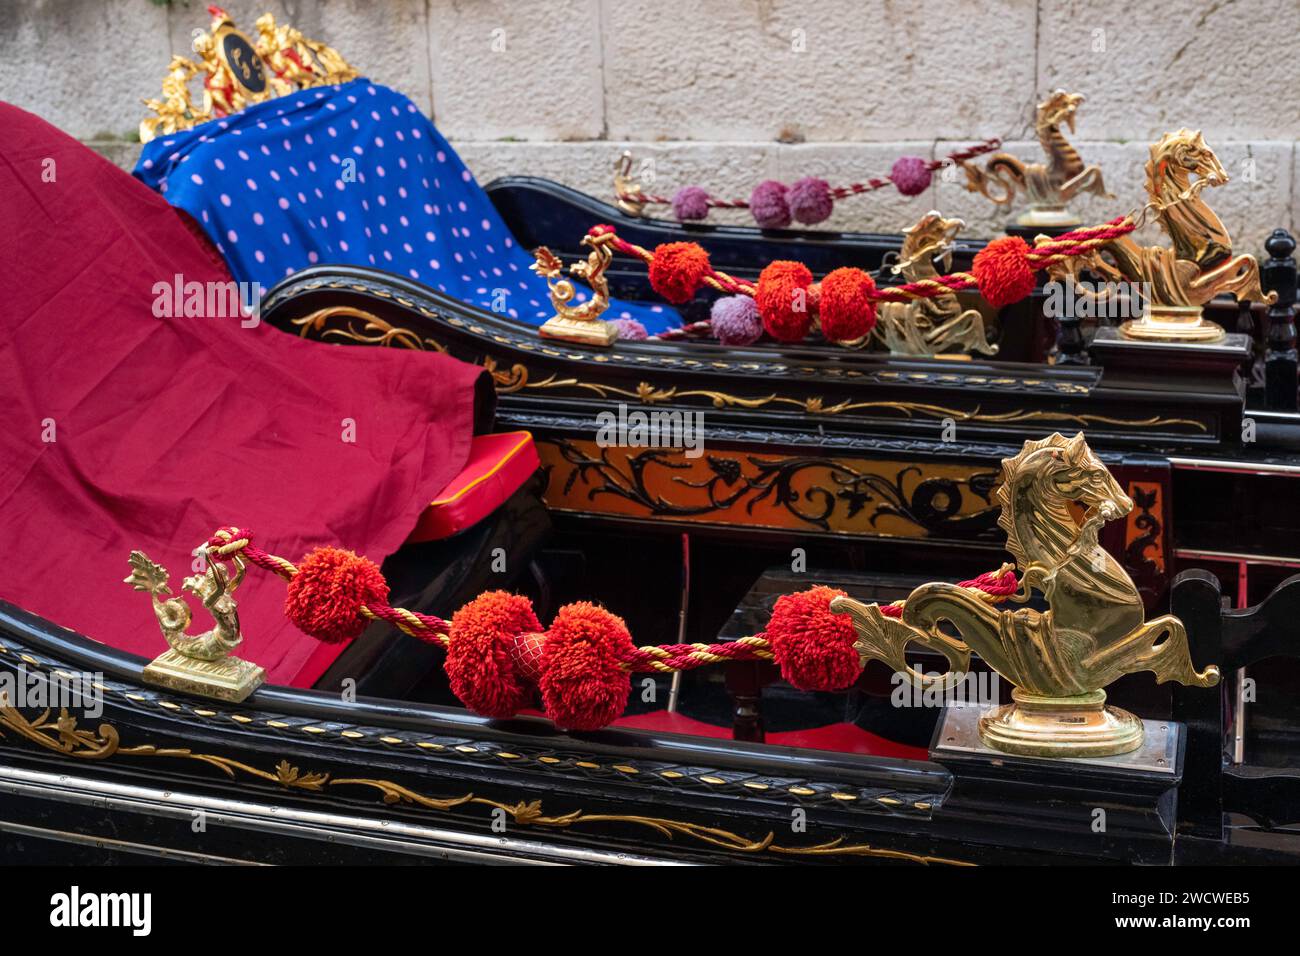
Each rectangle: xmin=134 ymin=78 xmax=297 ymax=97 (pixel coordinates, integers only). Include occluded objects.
xmin=890 ymin=156 xmax=932 ymax=197
xmin=610 ymin=317 xmax=648 ymax=341
xmin=672 ymin=186 xmax=711 ymax=221
xmin=749 ymin=180 xmax=791 ymax=230
xmin=710 ymin=295 xmax=763 ymax=346
xmin=787 ymin=177 xmax=834 ymax=225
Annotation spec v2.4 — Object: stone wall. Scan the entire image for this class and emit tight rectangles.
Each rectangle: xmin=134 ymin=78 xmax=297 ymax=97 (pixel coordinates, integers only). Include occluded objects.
xmin=1 ymin=0 xmax=1295 ymax=251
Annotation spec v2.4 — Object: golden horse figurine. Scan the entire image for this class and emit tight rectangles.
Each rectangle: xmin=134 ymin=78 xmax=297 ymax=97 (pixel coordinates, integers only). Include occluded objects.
xmin=875 ymin=212 xmax=997 ymax=357
xmin=125 ymin=548 xmax=265 ymax=702
xmin=831 ymin=433 xmax=1219 ymax=757
xmin=531 ymin=231 xmax=618 ymax=346
xmin=1048 ymin=129 xmax=1275 ymax=342
xmin=963 ymin=90 xmax=1110 ymax=228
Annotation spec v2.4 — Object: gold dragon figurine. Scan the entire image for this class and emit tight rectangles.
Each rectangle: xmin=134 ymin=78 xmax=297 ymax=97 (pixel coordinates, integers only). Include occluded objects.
xmin=531 ymin=230 xmax=619 ymax=346
xmin=963 ymin=90 xmax=1110 ymax=228
xmin=1047 ymin=129 xmax=1275 ymax=342
xmin=874 ymin=212 xmax=997 ymax=357
xmin=831 ymin=433 xmax=1219 ymax=757
xmin=125 ymin=549 xmax=265 ymax=702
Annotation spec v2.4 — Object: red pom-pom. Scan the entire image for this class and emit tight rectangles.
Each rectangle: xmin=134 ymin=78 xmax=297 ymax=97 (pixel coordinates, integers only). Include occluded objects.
xmin=971 ymin=236 xmax=1036 ymax=309
xmin=765 ymin=586 xmax=861 ymax=691
xmin=818 ymin=267 xmax=878 ymax=342
xmin=755 ymin=260 xmax=814 ymax=342
xmin=648 ymin=242 xmax=711 ymax=305
xmin=285 ymin=547 xmax=388 ymax=644
xmin=444 ymin=591 xmax=541 ymax=719
xmin=538 ymin=602 xmax=634 ymax=731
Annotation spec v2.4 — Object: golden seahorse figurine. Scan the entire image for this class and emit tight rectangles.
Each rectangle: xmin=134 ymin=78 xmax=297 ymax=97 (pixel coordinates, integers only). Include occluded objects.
xmin=832 ymin=433 xmax=1219 ymax=758
xmin=1045 ymin=129 xmax=1276 ymax=342
xmin=874 ymin=212 xmax=997 ymax=357
xmin=531 ymin=231 xmax=618 ymax=346
xmin=125 ymin=549 xmax=265 ymax=702
xmin=963 ymin=90 xmax=1110 ymax=228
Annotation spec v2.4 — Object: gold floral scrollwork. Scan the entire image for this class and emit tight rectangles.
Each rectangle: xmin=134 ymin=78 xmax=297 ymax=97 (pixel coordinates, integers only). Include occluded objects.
xmin=0 ymin=700 xmax=971 ymax=864
xmin=291 ymin=306 xmax=448 ymax=352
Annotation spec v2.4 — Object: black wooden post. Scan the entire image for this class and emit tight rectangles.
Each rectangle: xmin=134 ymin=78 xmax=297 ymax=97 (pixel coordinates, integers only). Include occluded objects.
xmin=1262 ymin=229 xmax=1298 ymax=411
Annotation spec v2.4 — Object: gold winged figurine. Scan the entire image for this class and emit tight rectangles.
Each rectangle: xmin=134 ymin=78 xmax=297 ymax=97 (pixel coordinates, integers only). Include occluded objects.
xmin=531 ymin=230 xmax=618 ymax=346
xmin=962 ymin=90 xmax=1110 ymax=228
xmin=125 ymin=549 xmax=265 ymax=702
xmin=874 ymin=212 xmax=997 ymax=357
xmin=1046 ymin=129 xmax=1275 ymax=342
xmin=831 ymin=433 xmax=1219 ymax=757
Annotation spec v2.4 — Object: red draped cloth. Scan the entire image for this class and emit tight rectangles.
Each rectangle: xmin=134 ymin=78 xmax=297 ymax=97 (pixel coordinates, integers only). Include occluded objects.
xmin=0 ymin=104 xmax=487 ymax=686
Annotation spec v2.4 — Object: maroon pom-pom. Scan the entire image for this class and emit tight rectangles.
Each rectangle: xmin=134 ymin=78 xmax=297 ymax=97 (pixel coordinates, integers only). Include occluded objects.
xmin=710 ymin=295 xmax=763 ymax=346
xmin=890 ymin=156 xmax=932 ymax=197
xmin=818 ymin=267 xmax=878 ymax=342
xmin=972 ymin=236 xmax=1036 ymax=309
xmin=672 ymin=186 xmax=711 ymax=221
xmin=765 ymin=586 xmax=861 ymax=691
xmin=285 ymin=547 xmax=388 ymax=644
xmin=750 ymin=180 xmax=792 ymax=229
xmin=648 ymin=242 xmax=711 ymax=305
xmin=610 ymin=317 xmax=649 ymax=341
xmin=787 ymin=177 xmax=834 ymax=225
xmin=755 ymin=260 xmax=814 ymax=342
xmin=444 ymin=591 xmax=542 ymax=719
xmin=538 ymin=602 xmax=634 ymax=731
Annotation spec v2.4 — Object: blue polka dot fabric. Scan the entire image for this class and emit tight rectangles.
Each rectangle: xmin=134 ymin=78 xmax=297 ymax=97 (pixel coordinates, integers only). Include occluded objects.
xmin=133 ymin=79 xmax=678 ymax=334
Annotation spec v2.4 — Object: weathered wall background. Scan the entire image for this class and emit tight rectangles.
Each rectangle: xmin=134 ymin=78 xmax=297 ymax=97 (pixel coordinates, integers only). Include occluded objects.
xmin=1 ymin=0 xmax=1296 ymax=251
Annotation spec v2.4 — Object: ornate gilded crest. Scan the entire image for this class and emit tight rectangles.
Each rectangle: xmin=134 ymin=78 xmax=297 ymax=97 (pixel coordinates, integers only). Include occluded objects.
xmin=140 ymin=7 xmax=358 ymax=143
xmin=832 ymin=433 xmax=1219 ymax=757
xmin=962 ymin=90 xmax=1110 ymax=227
xmin=875 ymin=212 xmax=996 ymax=356
xmin=125 ymin=548 xmax=265 ymax=702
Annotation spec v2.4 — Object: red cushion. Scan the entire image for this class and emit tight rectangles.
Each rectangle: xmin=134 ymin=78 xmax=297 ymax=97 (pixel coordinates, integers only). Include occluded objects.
xmin=405 ymin=431 xmax=540 ymax=542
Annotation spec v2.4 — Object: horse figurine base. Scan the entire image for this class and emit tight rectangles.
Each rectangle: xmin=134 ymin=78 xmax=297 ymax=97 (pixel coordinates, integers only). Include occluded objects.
xmin=1120 ymin=304 xmax=1226 ymax=343
xmin=1015 ymin=202 xmax=1081 ymax=229
xmin=979 ymin=689 xmax=1143 ymax=758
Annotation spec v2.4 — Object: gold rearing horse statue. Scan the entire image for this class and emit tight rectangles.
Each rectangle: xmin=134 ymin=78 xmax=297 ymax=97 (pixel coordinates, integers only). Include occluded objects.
xmin=832 ymin=433 xmax=1219 ymax=757
xmin=1048 ymin=129 xmax=1275 ymax=341
xmin=963 ymin=90 xmax=1110 ymax=227
xmin=875 ymin=212 xmax=997 ymax=356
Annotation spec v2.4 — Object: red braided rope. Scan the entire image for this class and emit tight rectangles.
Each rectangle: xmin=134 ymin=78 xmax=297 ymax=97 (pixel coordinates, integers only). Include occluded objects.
xmin=623 ymin=139 xmax=1002 ymax=209
xmin=204 ymin=529 xmax=1018 ymax=670
xmin=592 ymin=216 xmax=1137 ymax=309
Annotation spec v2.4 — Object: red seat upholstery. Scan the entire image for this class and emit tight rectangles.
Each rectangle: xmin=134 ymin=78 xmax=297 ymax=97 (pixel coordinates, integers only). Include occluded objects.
xmin=405 ymin=431 xmax=540 ymax=543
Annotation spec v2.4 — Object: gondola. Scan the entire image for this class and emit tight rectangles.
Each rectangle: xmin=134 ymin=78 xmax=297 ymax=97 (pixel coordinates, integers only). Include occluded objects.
xmin=2 ymin=7 xmax=1299 ymax=869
